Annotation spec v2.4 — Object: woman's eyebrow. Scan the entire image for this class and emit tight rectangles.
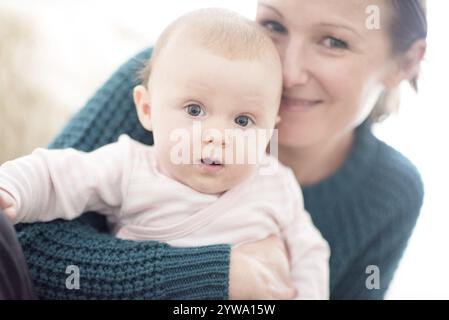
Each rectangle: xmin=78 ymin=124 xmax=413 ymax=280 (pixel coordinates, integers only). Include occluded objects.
xmin=258 ymin=3 xmax=284 ymax=18
xmin=318 ymin=22 xmax=363 ymax=39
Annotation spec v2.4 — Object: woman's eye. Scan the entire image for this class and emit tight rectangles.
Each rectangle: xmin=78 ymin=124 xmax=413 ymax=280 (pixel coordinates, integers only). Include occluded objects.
xmin=185 ymin=104 xmax=204 ymax=117
xmin=261 ymin=20 xmax=286 ymax=34
xmin=235 ymin=115 xmax=253 ymax=127
xmin=323 ymin=36 xmax=348 ymax=50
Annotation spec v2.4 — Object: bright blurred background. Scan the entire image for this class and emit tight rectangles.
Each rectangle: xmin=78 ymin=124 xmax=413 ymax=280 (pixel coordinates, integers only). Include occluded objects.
xmin=0 ymin=0 xmax=447 ymax=299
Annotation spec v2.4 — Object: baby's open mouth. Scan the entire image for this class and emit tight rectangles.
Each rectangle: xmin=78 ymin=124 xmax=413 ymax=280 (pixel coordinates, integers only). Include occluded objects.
xmin=201 ymin=158 xmax=222 ymax=166
xmin=198 ymin=157 xmax=224 ymax=173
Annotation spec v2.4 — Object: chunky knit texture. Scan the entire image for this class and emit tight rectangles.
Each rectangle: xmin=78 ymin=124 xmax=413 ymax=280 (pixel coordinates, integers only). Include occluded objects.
xmin=15 ymin=48 xmax=423 ymax=299
xmin=304 ymin=121 xmax=423 ymax=299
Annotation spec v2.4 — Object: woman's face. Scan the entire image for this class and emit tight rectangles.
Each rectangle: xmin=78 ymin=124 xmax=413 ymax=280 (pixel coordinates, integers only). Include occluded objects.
xmin=256 ymin=0 xmax=397 ymax=148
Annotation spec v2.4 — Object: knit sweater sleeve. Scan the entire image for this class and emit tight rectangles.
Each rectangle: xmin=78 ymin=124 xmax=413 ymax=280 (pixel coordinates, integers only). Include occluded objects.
xmin=15 ymin=47 xmax=231 ymax=299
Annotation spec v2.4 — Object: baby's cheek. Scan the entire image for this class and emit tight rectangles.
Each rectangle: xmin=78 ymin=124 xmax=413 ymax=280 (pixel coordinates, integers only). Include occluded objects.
xmin=160 ymin=124 xmax=194 ymax=154
xmin=227 ymin=164 xmax=256 ymax=186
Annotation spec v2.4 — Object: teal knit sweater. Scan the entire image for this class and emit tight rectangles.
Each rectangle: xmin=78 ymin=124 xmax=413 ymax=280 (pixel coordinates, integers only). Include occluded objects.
xmin=15 ymin=48 xmax=424 ymax=300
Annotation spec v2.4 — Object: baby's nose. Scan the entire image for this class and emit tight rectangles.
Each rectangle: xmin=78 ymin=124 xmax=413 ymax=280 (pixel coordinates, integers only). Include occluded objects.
xmin=202 ymin=129 xmax=226 ymax=147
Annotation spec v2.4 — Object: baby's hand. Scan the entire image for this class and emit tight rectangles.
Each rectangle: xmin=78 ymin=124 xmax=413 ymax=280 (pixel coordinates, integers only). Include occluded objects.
xmin=0 ymin=189 xmax=17 ymax=222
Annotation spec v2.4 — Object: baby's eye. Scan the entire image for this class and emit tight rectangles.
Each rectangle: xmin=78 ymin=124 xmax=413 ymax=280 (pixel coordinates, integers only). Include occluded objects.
xmin=235 ymin=115 xmax=254 ymax=127
xmin=322 ymin=36 xmax=348 ymax=50
xmin=185 ymin=104 xmax=204 ymax=117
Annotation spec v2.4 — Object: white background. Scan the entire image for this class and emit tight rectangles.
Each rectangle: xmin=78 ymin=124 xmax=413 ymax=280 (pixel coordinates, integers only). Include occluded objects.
xmin=0 ymin=0 xmax=448 ymax=299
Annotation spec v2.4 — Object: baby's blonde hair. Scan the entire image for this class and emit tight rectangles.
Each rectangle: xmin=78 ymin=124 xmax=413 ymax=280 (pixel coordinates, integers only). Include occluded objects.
xmin=138 ymin=8 xmax=280 ymax=86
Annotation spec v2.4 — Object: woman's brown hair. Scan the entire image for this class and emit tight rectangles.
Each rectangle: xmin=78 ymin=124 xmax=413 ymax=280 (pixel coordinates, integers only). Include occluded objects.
xmin=371 ymin=0 xmax=427 ymax=122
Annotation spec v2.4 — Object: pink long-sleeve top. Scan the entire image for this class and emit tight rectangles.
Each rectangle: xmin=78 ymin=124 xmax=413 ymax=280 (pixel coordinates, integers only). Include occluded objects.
xmin=0 ymin=135 xmax=330 ymax=299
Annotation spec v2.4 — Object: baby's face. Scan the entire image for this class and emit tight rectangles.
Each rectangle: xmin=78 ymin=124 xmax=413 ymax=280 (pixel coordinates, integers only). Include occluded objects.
xmin=136 ymin=41 xmax=282 ymax=194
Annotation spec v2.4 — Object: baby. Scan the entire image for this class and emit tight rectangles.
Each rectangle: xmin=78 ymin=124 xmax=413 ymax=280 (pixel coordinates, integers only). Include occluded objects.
xmin=0 ymin=8 xmax=329 ymax=299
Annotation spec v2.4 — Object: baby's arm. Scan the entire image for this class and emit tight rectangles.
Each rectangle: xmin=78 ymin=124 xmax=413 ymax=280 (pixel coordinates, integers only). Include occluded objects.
xmin=0 ymin=137 xmax=126 ymax=224
xmin=281 ymin=173 xmax=330 ymax=299
xmin=283 ymin=208 xmax=330 ymax=299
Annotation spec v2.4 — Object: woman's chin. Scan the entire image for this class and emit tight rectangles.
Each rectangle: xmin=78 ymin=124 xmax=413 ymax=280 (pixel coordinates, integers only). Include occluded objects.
xmin=277 ymin=124 xmax=324 ymax=149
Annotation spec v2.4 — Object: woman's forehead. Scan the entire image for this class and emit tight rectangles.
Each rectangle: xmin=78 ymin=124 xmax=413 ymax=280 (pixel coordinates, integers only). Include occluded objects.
xmin=257 ymin=0 xmax=391 ymax=33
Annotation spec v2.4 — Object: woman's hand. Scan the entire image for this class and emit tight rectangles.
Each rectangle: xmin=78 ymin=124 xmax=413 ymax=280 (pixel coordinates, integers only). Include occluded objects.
xmin=0 ymin=189 xmax=17 ymax=221
xmin=229 ymin=235 xmax=296 ymax=300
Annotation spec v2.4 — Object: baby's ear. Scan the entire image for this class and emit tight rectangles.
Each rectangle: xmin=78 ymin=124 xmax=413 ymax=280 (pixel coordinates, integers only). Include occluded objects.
xmin=133 ymin=85 xmax=152 ymax=131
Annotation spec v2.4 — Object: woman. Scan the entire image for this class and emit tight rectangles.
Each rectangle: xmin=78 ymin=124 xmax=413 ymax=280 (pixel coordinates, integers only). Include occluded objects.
xmin=13 ymin=0 xmax=426 ymax=299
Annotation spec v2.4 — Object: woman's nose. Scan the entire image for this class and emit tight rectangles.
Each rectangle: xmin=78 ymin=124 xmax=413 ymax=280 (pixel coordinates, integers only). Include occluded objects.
xmin=281 ymin=40 xmax=310 ymax=89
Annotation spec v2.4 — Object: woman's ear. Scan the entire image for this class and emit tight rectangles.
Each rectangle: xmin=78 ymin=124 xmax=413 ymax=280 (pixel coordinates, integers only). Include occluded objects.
xmin=133 ymin=85 xmax=152 ymax=131
xmin=383 ymin=39 xmax=427 ymax=90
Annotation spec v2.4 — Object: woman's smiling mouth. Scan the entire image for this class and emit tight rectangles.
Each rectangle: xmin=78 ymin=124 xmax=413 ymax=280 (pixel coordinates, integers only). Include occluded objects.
xmin=281 ymin=95 xmax=323 ymax=112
